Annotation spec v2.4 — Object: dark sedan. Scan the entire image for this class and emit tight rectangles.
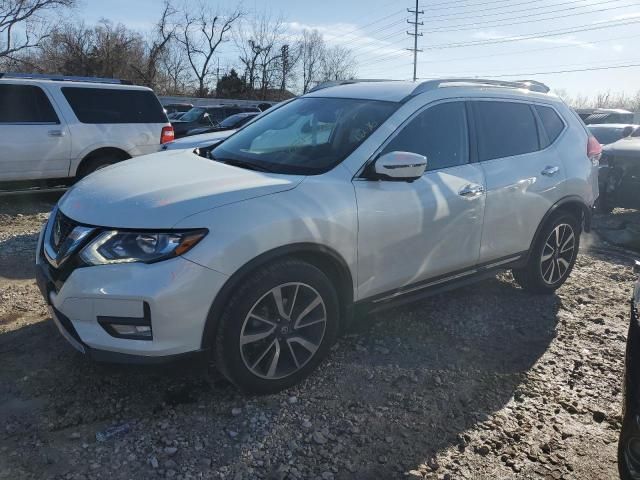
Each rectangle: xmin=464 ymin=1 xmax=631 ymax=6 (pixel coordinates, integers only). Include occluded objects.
xmin=598 ymin=133 xmax=640 ymax=213
xmin=183 ymin=112 xmax=260 ymax=137
xmin=171 ymin=105 xmax=260 ymax=138
xmin=619 ymin=261 xmax=640 ymax=480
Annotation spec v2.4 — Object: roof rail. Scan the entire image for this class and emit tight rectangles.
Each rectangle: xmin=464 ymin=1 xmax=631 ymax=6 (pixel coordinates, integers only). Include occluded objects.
xmin=0 ymin=72 xmax=133 ymax=85
xmin=308 ymin=78 xmax=396 ymax=93
xmin=409 ymin=78 xmax=550 ymax=97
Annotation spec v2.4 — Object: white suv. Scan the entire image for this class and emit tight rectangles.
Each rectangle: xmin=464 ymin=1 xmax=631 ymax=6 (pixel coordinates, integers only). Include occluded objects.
xmin=0 ymin=73 xmax=173 ymax=189
xmin=35 ymin=79 xmax=600 ymax=393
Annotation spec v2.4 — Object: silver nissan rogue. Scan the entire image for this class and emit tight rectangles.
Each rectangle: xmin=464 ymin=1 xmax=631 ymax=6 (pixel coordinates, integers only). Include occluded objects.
xmin=36 ymin=79 xmax=600 ymax=393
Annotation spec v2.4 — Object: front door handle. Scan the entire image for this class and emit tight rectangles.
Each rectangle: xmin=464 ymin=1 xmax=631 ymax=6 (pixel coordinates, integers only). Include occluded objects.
xmin=458 ymin=184 xmax=485 ymax=198
xmin=48 ymin=129 xmax=65 ymax=137
xmin=541 ymin=166 xmax=560 ymax=177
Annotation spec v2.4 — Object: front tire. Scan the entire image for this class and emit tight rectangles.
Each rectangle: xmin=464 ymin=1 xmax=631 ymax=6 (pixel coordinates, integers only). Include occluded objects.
xmin=513 ymin=213 xmax=581 ymax=294
xmin=214 ymin=259 xmax=340 ymax=394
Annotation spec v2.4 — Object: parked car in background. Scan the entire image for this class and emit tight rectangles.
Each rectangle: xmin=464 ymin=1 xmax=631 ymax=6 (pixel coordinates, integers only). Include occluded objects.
xmin=598 ymin=134 xmax=640 ymax=212
xmin=162 ymin=129 xmax=237 ymax=152
xmin=577 ymin=108 xmax=635 ymax=125
xmin=0 ymin=73 xmax=172 ymax=190
xmin=185 ymin=112 xmax=260 ymax=136
xmin=36 ymin=78 xmax=598 ymax=393
xmin=172 ymin=105 xmax=261 ymax=138
xmin=588 ymin=124 xmax=639 ymax=145
xmin=163 ymin=102 xmax=193 ymax=116
xmin=618 ymin=260 xmax=640 ymax=480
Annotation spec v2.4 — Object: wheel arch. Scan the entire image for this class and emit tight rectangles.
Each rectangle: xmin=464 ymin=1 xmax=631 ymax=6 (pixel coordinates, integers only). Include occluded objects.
xmin=528 ymin=196 xmax=591 ymax=257
xmin=75 ymin=147 xmax=131 ymax=177
xmin=200 ymin=243 xmax=355 ymax=350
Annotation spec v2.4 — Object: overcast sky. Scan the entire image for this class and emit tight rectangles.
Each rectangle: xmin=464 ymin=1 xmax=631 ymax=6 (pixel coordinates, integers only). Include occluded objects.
xmin=77 ymin=0 xmax=640 ymax=97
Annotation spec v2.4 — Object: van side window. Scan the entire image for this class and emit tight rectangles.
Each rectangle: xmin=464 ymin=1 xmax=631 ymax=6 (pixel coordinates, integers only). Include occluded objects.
xmin=382 ymin=101 xmax=469 ymax=171
xmin=535 ymin=105 xmax=565 ymax=145
xmin=0 ymin=84 xmax=59 ymax=124
xmin=474 ymin=101 xmax=539 ymax=161
xmin=61 ymin=87 xmax=166 ymax=124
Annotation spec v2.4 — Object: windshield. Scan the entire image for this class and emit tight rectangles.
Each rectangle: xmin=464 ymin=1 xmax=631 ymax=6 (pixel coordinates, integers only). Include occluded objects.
xmin=211 ymin=97 xmax=398 ymax=175
xmin=180 ymin=107 xmax=205 ymax=123
xmin=220 ymin=114 xmax=246 ymax=128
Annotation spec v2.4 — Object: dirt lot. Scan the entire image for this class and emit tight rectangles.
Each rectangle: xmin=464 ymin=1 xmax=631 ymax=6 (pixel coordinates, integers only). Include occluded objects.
xmin=0 ymin=193 xmax=638 ymax=480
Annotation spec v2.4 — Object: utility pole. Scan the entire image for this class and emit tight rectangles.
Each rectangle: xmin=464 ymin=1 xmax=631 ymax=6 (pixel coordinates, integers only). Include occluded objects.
xmin=407 ymin=0 xmax=424 ymax=82
xmin=280 ymin=44 xmax=289 ymax=93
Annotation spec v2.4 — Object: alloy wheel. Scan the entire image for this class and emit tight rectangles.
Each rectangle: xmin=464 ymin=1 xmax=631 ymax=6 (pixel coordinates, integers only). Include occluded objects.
xmin=239 ymin=282 xmax=327 ymax=380
xmin=540 ymin=223 xmax=576 ymax=285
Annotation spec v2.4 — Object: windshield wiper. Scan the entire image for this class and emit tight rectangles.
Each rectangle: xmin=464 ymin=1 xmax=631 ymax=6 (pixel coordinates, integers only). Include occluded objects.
xmin=218 ymin=158 xmax=274 ymax=173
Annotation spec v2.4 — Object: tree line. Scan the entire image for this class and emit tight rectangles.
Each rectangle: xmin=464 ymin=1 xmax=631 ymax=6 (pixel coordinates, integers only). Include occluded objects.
xmin=554 ymin=89 xmax=640 ymax=112
xmin=0 ymin=0 xmax=358 ymax=100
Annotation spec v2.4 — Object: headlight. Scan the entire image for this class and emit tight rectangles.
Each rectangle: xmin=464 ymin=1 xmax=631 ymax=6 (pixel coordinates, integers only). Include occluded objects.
xmin=79 ymin=230 xmax=207 ymax=266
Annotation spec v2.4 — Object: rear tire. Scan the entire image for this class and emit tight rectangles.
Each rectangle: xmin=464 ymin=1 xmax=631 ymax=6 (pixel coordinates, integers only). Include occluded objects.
xmin=513 ymin=212 xmax=581 ymax=294
xmin=213 ymin=259 xmax=340 ymax=394
xmin=77 ymin=154 xmax=122 ymax=178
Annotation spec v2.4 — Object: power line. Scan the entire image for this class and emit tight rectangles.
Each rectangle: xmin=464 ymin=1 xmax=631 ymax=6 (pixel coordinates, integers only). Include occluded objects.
xmin=425 ymin=0 xmax=630 ymax=33
xmin=418 ymin=0 xmax=524 ymax=11
xmin=420 ymin=0 xmax=593 ymax=20
xmin=418 ymin=31 xmax=640 ymax=65
xmin=484 ymin=62 xmax=640 ymax=77
xmin=407 ymin=0 xmax=424 ymax=81
xmin=422 ymin=18 xmax=640 ymax=50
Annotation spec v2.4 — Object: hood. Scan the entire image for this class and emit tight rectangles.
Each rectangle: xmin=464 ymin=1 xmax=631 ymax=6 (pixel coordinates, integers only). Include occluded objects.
xmin=603 ymin=137 xmax=640 ymax=156
xmin=163 ymin=129 xmax=236 ymax=150
xmin=59 ymin=151 xmax=303 ymax=228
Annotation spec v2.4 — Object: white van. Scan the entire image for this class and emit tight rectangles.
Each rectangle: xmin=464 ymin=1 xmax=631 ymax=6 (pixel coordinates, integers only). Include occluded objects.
xmin=0 ymin=73 xmax=173 ymax=189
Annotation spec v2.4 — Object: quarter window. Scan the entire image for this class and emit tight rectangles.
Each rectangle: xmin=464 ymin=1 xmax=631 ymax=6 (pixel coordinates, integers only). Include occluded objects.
xmin=474 ymin=101 xmax=539 ymax=161
xmin=381 ymin=101 xmax=469 ymax=171
xmin=0 ymin=84 xmax=59 ymax=124
xmin=62 ymin=87 xmax=166 ymax=124
xmin=535 ymin=105 xmax=565 ymax=145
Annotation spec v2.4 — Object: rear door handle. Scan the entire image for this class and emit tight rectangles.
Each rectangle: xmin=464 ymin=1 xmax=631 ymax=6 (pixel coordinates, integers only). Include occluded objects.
xmin=48 ymin=129 xmax=65 ymax=137
xmin=541 ymin=166 xmax=559 ymax=176
xmin=458 ymin=184 xmax=485 ymax=198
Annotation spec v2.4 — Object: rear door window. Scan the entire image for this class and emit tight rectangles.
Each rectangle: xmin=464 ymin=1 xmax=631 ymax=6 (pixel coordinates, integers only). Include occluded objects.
xmin=535 ymin=105 xmax=565 ymax=145
xmin=0 ymin=84 xmax=59 ymax=123
xmin=473 ymin=101 xmax=540 ymax=161
xmin=381 ymin=101 xmax=469 ymax=171
xmin=62 ymin=87 xmax=166 ymax=124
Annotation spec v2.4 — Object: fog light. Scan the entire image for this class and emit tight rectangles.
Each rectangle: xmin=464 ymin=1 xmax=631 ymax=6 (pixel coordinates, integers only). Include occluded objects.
xmin=97 ymin=303 xmax=153 ymax=340
xmin=111 ymin=325 xmax=152 ymax=337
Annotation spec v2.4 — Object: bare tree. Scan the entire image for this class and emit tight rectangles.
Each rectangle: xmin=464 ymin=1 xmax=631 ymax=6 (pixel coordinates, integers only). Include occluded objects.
xmin=0 ymin=0 xmax=74 ymax=59
xmin=131 ymin=0 xmax=176 ymax=89
xmin=321 ymin=45 xmax=356 ymax=82
xmin=159 ymin=40 xmax=191 ymax=94
xmin=176 ymin=3 xmax=242 ymax=97
xmin=298 ymin=29 xmax=324 ymax=94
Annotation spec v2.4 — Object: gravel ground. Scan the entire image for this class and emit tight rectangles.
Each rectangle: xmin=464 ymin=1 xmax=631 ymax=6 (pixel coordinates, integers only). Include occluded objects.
xmin=0 ymin=193 xmax=638 ymax=480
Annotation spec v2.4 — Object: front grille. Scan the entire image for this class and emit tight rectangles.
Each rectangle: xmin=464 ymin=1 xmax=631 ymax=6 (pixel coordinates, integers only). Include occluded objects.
xmin=50 ymin=210 xmax=78 ymax=252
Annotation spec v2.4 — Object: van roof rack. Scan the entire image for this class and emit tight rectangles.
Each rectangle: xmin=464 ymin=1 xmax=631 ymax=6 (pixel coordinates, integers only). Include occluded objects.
xmin=410 ymin=78 xmax=550 ymax=97
xmin=0 ymin=72 xmax=133 ymax=85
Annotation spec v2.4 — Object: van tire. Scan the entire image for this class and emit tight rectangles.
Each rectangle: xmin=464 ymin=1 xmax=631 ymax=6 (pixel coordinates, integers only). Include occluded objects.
xmin=77 ymin=154 xmax=121 ymax=178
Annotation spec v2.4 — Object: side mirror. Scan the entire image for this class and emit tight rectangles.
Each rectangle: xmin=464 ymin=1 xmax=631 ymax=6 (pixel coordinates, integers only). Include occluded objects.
xmin=374 ymin=151 xmax=427 ymax=181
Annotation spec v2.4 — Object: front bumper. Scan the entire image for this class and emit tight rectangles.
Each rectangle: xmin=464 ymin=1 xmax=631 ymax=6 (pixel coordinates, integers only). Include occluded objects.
xmin=36 ymin=226 xmax=228 ymax=362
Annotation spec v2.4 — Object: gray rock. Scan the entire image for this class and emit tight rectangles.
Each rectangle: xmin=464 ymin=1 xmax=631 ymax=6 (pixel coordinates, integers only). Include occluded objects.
xmin=312 ymin=431 xmax=328 ymax=445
